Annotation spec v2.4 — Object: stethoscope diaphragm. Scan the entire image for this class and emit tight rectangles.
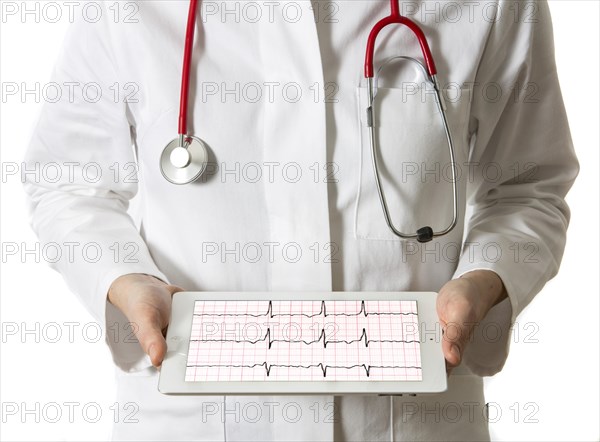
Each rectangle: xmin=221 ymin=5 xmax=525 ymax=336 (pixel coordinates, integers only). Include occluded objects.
xmin=160 ymin=135 xmax=208 ymax=185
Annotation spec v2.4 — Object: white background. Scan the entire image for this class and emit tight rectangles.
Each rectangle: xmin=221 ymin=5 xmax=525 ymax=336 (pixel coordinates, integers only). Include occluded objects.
xmin=1 ymin=1 xmax=598 ymax=441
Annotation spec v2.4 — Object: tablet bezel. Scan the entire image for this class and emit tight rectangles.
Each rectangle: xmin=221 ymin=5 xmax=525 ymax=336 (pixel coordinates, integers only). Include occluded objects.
xmin=158 ymin=291 xmax=447 ymax=395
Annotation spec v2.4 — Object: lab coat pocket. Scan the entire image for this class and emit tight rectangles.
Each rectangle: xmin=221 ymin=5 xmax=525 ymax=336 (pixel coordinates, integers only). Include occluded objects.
xmin=354 ymin=84 xmax=471 ymax=241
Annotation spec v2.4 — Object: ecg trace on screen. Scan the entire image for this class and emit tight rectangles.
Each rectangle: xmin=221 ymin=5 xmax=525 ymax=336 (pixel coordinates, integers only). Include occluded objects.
xmin=185 ymin=300 xmax=422 ymax=382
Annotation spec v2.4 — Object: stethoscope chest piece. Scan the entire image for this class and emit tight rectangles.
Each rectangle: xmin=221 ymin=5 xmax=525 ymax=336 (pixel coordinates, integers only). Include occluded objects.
xmin=160 ymin=135 xmax=208 ymax=185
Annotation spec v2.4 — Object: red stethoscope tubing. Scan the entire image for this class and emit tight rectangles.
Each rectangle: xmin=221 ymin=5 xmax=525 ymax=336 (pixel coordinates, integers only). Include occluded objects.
xmin=179 ymin=0 xmax=199 ymax=136
xmin=179 ymin=0 xmax=437 ymax=134
xmin=364 ymin=0 xmax=436 ymax=78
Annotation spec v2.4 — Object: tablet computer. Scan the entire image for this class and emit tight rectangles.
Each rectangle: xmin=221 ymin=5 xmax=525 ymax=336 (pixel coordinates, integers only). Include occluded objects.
xmin=158 ymin=291 xmax=447 ymax=395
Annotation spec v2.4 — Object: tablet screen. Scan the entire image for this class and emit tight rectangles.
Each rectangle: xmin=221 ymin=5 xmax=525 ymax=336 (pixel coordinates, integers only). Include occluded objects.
xmin=184 ymin=300 xmax=422 ymax=382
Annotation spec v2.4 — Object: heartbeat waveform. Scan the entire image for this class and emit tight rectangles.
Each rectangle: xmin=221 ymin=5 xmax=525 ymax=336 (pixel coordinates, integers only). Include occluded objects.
xmin=186 ymin=362 xmax=422 ymax=378
xmin=194 ymin=300 xmax=417 ymax=319
xmin=191 ymin=327 xmax=418 ymax=349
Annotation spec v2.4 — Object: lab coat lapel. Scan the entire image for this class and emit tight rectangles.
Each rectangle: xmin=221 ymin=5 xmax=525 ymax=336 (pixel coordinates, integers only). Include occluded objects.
xmin=260 ymin=1 xmax=332 ymax=294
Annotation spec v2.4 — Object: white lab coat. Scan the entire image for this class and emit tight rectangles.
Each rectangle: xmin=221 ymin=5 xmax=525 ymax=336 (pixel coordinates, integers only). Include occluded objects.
xmin=23 ymin=1 xmax=578 ymax=440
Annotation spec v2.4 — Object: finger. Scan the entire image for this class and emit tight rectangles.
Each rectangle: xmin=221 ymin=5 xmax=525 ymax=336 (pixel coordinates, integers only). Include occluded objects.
xmin=443 ymin=316 xmax=473 ymax=368
xmin=147 ymin=340 xmax=167 ymax=368
xmin=131 ymin=307 xmax=169 ymax=367
xmin=438 ymin=298 xmax=474 ymax=367
xmin=442 ymin=336 xmax=462 ymax=368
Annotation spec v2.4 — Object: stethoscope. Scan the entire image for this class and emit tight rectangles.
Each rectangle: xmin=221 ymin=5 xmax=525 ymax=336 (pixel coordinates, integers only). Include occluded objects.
xmin=160 ymin=0 xmax=458 ymax=243
xmin=160 ymin=0 xmax=208 ymax=185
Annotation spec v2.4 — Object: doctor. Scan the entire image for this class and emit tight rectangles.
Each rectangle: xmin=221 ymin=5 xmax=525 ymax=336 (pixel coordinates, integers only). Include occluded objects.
xmin=24 ymin=0 xmax=578 ymax=441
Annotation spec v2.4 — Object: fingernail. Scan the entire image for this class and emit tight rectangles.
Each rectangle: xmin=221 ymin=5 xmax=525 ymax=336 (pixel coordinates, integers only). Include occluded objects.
xmin=148 ymin=344 xmax=157 ymax=364
xmin=451 ymin=344 xmax=460 ymax=361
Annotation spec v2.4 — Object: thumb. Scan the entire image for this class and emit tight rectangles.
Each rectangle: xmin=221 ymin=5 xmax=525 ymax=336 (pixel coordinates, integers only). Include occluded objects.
xmin=440 ymin=312 xmax=474 ymax=369
xmin=441 ymin=330 xmax=462 ymax=368
xmin=130 ymin=307 xmax=169 ymax=367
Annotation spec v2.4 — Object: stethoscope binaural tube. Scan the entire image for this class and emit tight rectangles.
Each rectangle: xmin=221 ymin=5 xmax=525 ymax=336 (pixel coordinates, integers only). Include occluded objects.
xmin=160 ymin=0 xmax=209 ymax=185
xmin=364 ymin=0 xmax=459 ymax=243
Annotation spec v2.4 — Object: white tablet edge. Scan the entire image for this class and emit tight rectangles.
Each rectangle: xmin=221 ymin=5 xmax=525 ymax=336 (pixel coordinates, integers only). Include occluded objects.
xmin=158 ymin=291 xmax=447 ymax=395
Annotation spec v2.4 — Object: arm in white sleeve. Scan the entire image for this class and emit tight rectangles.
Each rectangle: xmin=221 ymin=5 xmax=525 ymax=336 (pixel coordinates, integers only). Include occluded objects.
xmin=454 ymin=0 xmax=579 ymax=375
xmin=23 ymin=5 xmax=169 ymax=338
